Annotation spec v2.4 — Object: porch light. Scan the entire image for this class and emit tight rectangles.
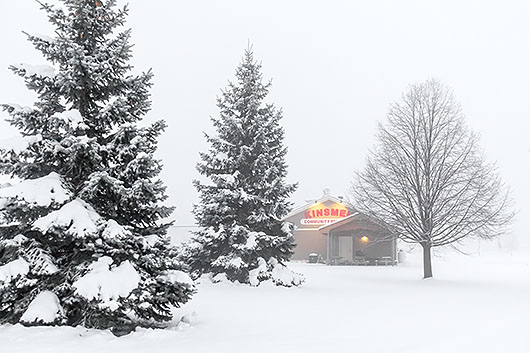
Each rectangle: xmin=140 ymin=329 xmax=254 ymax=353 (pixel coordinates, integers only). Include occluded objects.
xmin=361 ymin=236 xmax=369 ymax=243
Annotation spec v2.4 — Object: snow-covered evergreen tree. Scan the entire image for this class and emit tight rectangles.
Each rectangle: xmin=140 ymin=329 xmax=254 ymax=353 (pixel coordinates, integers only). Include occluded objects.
xmin=185 ymin=48 xmax=302 ymax=287
xmin=0 ymin=0 xmax=193 ymax=335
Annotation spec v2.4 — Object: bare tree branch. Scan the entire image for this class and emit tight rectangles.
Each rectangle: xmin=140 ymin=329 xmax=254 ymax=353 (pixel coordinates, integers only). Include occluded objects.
xmin=350 ymin=79 xmax=514 ymax=278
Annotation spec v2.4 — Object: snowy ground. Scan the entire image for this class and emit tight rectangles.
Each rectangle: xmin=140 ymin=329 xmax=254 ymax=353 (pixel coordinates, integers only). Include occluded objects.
xmin=2 ymin=249 xmax=529 ymax=353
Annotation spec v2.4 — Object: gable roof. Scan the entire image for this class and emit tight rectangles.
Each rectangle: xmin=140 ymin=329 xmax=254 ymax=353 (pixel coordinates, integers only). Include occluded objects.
xmin=318 ymin=212 xmax=361 ymax=233
xmin=283 ymin=194 xmax=354 ymax=220
xmin=318 ymin=210 xmax=395 ymax=235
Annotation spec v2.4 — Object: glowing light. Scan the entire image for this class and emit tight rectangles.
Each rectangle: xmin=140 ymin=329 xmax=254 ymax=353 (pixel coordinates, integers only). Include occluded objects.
xmin=361 ymin=236 xmax=369 ymax=243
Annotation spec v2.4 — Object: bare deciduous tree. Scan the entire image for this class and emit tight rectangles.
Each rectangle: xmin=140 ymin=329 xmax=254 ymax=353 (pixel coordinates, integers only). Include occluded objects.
xmin=351 ymin=79 xmax=513 ymax=278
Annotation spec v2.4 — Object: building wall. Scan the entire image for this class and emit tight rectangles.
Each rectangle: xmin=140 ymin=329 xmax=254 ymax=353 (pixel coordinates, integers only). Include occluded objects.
xmin=291 ymin=229 xmax=327 ymax=261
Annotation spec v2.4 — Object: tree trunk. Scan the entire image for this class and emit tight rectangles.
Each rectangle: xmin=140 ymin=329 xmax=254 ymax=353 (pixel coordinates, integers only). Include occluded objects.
xmin=422 ymin=243 xmax=433 ymax=279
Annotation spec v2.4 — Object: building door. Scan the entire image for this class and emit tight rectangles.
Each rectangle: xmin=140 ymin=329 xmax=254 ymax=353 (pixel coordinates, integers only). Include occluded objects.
xmin=339 ymin=236 xmax=353 ymax=263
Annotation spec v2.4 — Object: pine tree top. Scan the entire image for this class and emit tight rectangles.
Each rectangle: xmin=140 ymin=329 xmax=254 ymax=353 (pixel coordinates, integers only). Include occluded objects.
xmin=195 ymin=48 xmax=296 ymax=231
xmin=1 ymin=0 xmax=173 ymax=234
xmin=187 ymin=47 xmax=301 ymax=287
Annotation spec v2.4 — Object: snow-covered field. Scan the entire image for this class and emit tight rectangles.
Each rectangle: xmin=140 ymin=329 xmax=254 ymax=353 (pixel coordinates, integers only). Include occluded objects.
xmin=2 ymin=249 xmax=529 ymax=353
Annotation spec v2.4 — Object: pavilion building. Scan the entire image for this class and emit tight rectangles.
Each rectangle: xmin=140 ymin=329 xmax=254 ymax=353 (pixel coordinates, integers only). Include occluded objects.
xmin=283 ymin=193 xmax=397 ymax=265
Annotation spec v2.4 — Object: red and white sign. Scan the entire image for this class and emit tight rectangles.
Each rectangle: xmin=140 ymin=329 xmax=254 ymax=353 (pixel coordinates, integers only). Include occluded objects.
xmin=304 ymin=208 xmax=349 ymax=219
xmin=300 ymin=206 xmax=350 ymax=226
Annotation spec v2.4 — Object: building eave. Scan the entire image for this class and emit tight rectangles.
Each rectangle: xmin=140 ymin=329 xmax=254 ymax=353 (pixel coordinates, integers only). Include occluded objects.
xmin=318 ymin=212 xmax=361 ymax=233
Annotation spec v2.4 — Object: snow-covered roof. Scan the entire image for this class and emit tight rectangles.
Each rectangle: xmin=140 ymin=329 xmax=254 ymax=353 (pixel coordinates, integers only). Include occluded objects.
xmin=282 ymin=194 xmax=354 ymax=220
xmin=318 ymin=212 xmax=361 ymax=232
xmin=318 ymin=210 xmax=393 ymax=235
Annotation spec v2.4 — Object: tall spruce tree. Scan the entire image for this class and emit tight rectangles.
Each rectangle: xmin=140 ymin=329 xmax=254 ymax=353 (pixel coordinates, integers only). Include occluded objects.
xmin=0 ymin=0 xmax=193 ymax=335
xmin=186 ymin=48 xmax=302 ymax=287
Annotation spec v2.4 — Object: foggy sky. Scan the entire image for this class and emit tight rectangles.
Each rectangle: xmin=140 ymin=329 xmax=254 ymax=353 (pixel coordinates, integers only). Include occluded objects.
xmin=1 ymin=0 xmax=529 ymax=245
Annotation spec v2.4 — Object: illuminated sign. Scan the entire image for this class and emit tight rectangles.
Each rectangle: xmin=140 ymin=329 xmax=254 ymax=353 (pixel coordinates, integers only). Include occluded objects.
xmin=304 ymin=208 xmax=348 ymax=219
xmin=301 ymin=218 xmax=340 ymax=225
xmin=300 ymin=204 xmax=350 ymax=226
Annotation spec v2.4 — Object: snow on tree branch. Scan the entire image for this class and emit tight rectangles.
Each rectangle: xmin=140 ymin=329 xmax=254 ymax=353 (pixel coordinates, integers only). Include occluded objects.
xmin=0 ymin=172 xmax=70 ymax=208
xmin=11 ymin=63 xmax=56 ymax=79
xmin=0 ymin=258 xmax=30 ymax=284
xmin=73 ymin=256 xmax=140 ymax=310
xmin=33 ymin=199 xmax=100 ymax=237
xmin=0 ymin=133 xmax=42 ymax=155
xmin=20 ymin=291 xmax=64 ymax=324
